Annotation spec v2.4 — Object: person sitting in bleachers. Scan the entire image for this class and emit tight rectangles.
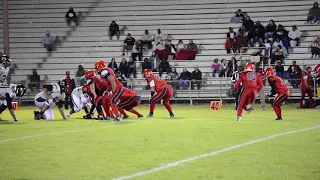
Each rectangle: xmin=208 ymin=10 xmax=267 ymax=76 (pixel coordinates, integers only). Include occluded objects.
xmin=242 ymin=15 xmax=254 ymax=35
xmin=127 ymin=57 xmax=137 ymax=78
xmin=42 ymin=31 xmax=55 ymax=53
xmin=230 ymin=9 xmax=244 ymax=23
xmin=141 ymin=29 xmax=154 ymax=49
xmin=176 ymin=40 xmax=185 ymax=51
xmin=131 ymin=40 xmax=143 ymax=61
xmin=155 ymin=40 xmax=171 ymax=61
xmin=211 ymin=58 xmax=220 ymax=77
xmin=166 ymin=40 xmax=177 ymax=60
xmin=75 ymin=65 xmax=85 ymax=86
xmin=272 ymin=37 xmax=287 ymax=57
xmin=261 ymin=39 xmax=271 ymax=64
xmin=122 ymin=33 xmax=135 ymax=56
xmin=109 ymin=21 xmax=120 ymax=40
xmin=28 ymin=69 xmax=40 ymax=92
xmin=157 ymin=59 xmax=171 ymax=77
xmin=225 ymin=37 xmax=232 ymax=54
xmin=179 ymin=68 xmax=191 ymax=89
xmin=235 ymin=32 xmax=248 ymax=53
xmin=254 ymin=21 xmax=265 ymax=36
xmin=191 ymin=66 xmax=202 ymax=90
xmin=275 ymin=24 xmax=289 ymax=52
xmin=108 ymin=58 xmax=118 ymax=71
xmin=271 ymin=45 xmax=285 ymax=64
xmin=311 ymin=37 xmax=320 ymax=58
xmin=249 ymin=28 xmax=263 ymax=47
xmin=306 ymin=2 xmax=320 ymax=24
xmin=286 ymin=61 xmax=302 ymax=88
xmin=219 ymin=59 xmax=227 ymax=77
xmin=154 ymin=29 xmax=166 ymax=45
xmin=167 ymin=68 xmax=179 ymax=89
xmin=141 ymin=58 xmax=152 ymax=73
xmin=288 ymin=25 xmax=301 ymax=47
xmin=264 ymin=20 xmax=276 ymax=40
xmin=119 ymin=58 xmax=129 ymax=78
xmin=65 ymin=7 xmax=78 ymax=26
xmin=186 ymin=40 xmax=198 ymax=58
xmin=275 ymin=61 xmax=285 ymax=78
xmin=75 ymin=65 xmax=85 ymax=77
xmin=176 ymin=40 xmax=197 ymax=60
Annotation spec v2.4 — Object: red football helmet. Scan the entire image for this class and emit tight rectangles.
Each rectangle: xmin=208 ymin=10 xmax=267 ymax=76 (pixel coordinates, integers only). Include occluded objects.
xmin=94 ymin=60 xmax=106 ymax=70
xmin=314 ymin=64 xmax=320 ymax=73
xmin=84 ymin=70 xmax=95 ymax=80
xmin=244 ymin=62 xmax=254 ymax=72
xmin=143 ymin=69 xmax=153 ymax=79
xmin=264 ymin=67 xmax=275 ymax=77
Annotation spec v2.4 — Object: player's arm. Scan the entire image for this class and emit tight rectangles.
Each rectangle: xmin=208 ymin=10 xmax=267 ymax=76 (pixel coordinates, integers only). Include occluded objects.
xmin=89 ymin=82 xmax=97 ymax=99
xmin=268 ymin=77 xmax=277 ymax=97
xmin=56 ymin=100 xmax=67 ymax=120
xmin=107 ymin=75 xmax=116 ymax=93
xmin=41 ymin=86 xmax=51 ymax=113
xmin=303 ymin=74 xmax=309 ymax=88
xmin=234 ymin=76 xmax=242 ymax=90
xmin=257 ymin=74 xmax=263 ymax=92
xmin=149 ymin=80 xmax=156 ymax=96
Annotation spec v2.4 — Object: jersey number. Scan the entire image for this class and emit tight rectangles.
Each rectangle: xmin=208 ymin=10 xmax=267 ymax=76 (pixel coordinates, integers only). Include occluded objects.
xmin=0 ymin=75 xmax=6 ymax=83
xmin=247 ymin=72 xmax=256 ymax=81
xmin=53 ymin=97 xmax=59 ymax=103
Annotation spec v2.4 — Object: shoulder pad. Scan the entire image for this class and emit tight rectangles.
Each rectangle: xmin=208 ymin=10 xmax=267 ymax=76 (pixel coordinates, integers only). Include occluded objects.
xmin=101 ymin=69 xmax=110 ymax=77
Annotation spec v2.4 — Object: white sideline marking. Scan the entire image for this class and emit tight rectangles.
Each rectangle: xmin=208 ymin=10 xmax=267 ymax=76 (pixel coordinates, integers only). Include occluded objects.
xmin=0 ymin=122 xmax=145 ymax=143
xmin=113 ymin=125 xmax=320 ymax=180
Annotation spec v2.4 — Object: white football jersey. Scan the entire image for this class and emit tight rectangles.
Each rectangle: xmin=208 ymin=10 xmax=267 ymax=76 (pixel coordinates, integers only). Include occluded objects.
xmin=71 ymin=87 xmax=83 ymax=98
xmin=0 ymin=66 xmax=9 ymax=85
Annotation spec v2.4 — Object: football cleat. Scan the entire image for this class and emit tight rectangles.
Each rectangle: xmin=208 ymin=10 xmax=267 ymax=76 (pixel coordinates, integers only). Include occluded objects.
xmin=14 ymin=118 xmax=18 ymax=122
xmin=245 ymin=107 xmax=254 ymax=113
xmin=123 ymin=115 xmax=129 ymax=119
xmin=66 ymin=112 xmax=71 ymax=118
xmin=275 ymin=117 xmax=283 ymax=120
xmin=96 ymin=115 xmax=105 ymax=120
xmin=147 ymin=113 xmax=153 ymax=118
xmin=113 ymin=116 xmax=122 ymax=122
xmin=34 ymin=110 xmax=42 ymax=120
xmin=237 ymin=116 xmax=242 ymax=121
xmin=170 ymin=113 xmax=175 ymax=118
xmin=137 ymin=115 xmax=144 ymax=118
xmin=83 ymin=113 xmax=93 ymax=119
xmin=105 ymin=116 xmax=111 ymax=121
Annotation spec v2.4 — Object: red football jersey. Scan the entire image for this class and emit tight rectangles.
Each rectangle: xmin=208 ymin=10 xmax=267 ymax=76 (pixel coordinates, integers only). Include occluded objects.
xmin=300 ymin=70 xmax=311 ymax=88
xmin=146 ymin=74 xmax=168 ymax=92
xmin=100 ymin=67 xmax=124 ymax=92
xmin=268 ymin=75 xmax=289 ymax=95
xmin=120 ymin=87 xmax=138 ymax=100
xmin=234 ymin=71 xmax=263 ymax=91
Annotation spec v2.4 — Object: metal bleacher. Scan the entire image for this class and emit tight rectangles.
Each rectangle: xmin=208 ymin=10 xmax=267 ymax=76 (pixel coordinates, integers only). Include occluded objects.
xmin=0 ymin=0 xmax=317 ymax=102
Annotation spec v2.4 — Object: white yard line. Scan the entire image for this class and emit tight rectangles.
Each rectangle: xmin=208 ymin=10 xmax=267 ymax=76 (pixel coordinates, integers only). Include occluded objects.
xmin=113 ymin=125 xmax=320 ymax=180
xmin=0 ymin=122 xmax=146 ymax=143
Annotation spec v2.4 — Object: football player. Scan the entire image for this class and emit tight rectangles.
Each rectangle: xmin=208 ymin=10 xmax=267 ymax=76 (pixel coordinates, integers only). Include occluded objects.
xmin=143 ymin=69 xmax=174 ymax=118
xmin=234 ymin=63 xmax=263 ymax=121
xmin=65 ymin=85 xmax=91 ymax=118
xmin=265 ymin=67 xmax=290 ymax=120
xmin=117 ymin=87 xmax=143 ymax=119
xmin=34 ymin=82 xmax=67 ymax=120
xmin=299 ymin=66 xmax=314 ymax=108
xmin=0 ymin=55 xmax=11 ymax=85
xmin=0 ymin=84 xmax=26 ymax=122
xmin=95 ymin=60 xmax=124 ymax=121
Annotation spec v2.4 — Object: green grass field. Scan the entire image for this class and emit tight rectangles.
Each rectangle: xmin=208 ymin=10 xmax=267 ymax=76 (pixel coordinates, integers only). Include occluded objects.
xmin=0 ymin=104 xmax=319 ymax=180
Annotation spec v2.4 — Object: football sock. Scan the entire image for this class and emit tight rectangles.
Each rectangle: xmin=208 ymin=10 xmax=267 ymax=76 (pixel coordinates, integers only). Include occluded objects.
xmin=163 ymin=102 xmax=173 ymax=114
xmin=119 ymin=108 xmax=128 ymax=117
xmin=150 ymin=103 xmax=156 ymax=114
xmin=111 ymin=104 xmax=120 ymax=117
xmin=309 ymin=98 xmax=314 ymax=108
xmin=83 ymin=107 xmax=89 ymax=114
xmin=299 ymin=99 xmax=303 ymax=108
xmin=129 ymin=109 xmax=142 ymax=116
xmin=89 ymin=104 xmax=96 ymax=114
xmin=273 ymin=105 xmax=281 ymax=118
xmin=69 ymin=109 xmax=75 ymax=115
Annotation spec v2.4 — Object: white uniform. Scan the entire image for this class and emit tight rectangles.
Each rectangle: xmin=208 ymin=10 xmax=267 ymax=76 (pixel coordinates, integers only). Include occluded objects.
xmin=0 ymin=66 xmax=12 ymax=99
xmin=34 ymin=83 xmax=65 ymax=120
xmin=71 ymin=87 xmax=90 ymax=112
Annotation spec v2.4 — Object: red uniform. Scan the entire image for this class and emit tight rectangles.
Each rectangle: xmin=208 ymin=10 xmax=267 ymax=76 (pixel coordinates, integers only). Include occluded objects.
xmin=300 ymin=70 xmax=314 ymax=108
xmin=267 ymin=75 xmax=290 ymax=119
xmin=117 ymin=88 xmax=142 ymax=117
xmin=100 ymin=67 xmax=124 ymax=118
xmin=234 ymin=71 xmax=263 ymax=117
xmin=145 ymin=72 xmax=174 ymax=116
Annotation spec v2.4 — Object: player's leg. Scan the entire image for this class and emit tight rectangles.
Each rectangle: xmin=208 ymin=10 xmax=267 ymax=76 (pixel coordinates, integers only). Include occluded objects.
xmin=162 ymin=87 xmax=174 ymax=117
xmin=237 ymin=88 xmax=249 ymax=121
xmin=102 ymin=94 xmax=112 ymax=119
xmin=43 ymin=108 xmax=54 ymax=120
xmin=149 ymin=88 xmax=167 ymax=117
xmin=121 ymin=96 xmax=143 ymax=118
xmin=306 ymin=89 xmax=314 ymax=108
xmin=66 ymin=94 xmax=82 ymax=118
xmin=300 ymin=87 xmax=306 ymax=108
xmin=5 ymin=93 xmax=18 ymax=122
xmin=272 ymin=93 xmax=288 ymax=120
xmin=0 ymin=104 xmax=8 ymax=120
xmin=110 ymin=88 xmax=123 ymax=120
xmin=259 ymin=86 xmax=266 ymax=110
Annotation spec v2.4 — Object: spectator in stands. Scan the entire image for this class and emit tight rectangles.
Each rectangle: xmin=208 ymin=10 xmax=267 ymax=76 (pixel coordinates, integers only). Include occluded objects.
xmin=65 ymin=7 xmax=78 ymax=26
xmin=230 ymin=9 xmax=244 ymax=23
xmin=179 ymin=68 xmax=191 ymax=89
xmin=185 ymin=40 xmax=198 ymax=60
xmin=108 ymin=58 xmax=118 ymax=71
xmin=242 ymin=15 xmax=254 ymax=34
xmin=141 ymin=58 xmax=152 ymax=73
xmin=272 ymin=37 xmax=287 ymax=56
xmin=122 ymin=33 xmax=135 ymax=56
xmin=42 ymin=31 xmax=55 ymax=52
xmin=271 ymin=45 xmax=285 ymax=64
xmin=119 ymin=58 xmax=129 ymax=78
xmin=141 ymin=29 xmax=153 ymax=49
xmin=154 ymin=29 xmax=166 ymax=45
xmin=127 ymin=57 xmax=137 ymax=78
xmin=219 ymin=59 xmax=227 ymax=77
xmin=275 ymin=24 xmax=288 ymax=42
xmin=158 ymin=59 xmax=171 ymax=77
xmin=155 ymin=40 xmax=170 ymax=60
xmin=167 ymin=68 xmax=179 ymax=89
xmin=191 ymin=66 xmax=202 ymax=89
xmin=75 ymin=65 xmax=85 ymax=77
xmin=264 ymin=20 xmax=276 ymax=40
xmin=238 ymin=26 xmax=248 ymax=37
xmin=62 ymin=71 xmax=75 ymax=109
xmin=249 ymin=28 xmax=263 ymax=47
xmin=115 ymin=70 xmax=127 ymax=88
xmin=177 ymin=40 xmax=185 ymax=51
xmin=306 ymin=2 xmax=320 ymax=24
xmin=227 ymin=27 xmax=236 ymax=41
xmin=131 ymin=40 xmax=143 ymax=61
xmin=254 ymin=21 xmax=265 ymax=35
xmin=235 ymin=32 xmax=248 ymax=53
xmin=28 ymin=69 xmax=40 ymax=92
xmin=211 ymin=58 xmax=220 ymax=77
xmin=286 ymin=60 xmax=302 ymax=88
xmin=109 ymin=21 xmax=120 ymax=40
xmin=166 ymin=40 xmax=177 ymax=60
xmin=288 ymin=25 xmax=301 ymax=47
xmin=261 ymin=39 xmax=271 ymax=64
xmin=225 ymin=37 xmax=232 ymax=54
xmin=311 ymin=37 xmax=320 ymax=58
xmin=275 ymin=61 xmax=285 ymax=78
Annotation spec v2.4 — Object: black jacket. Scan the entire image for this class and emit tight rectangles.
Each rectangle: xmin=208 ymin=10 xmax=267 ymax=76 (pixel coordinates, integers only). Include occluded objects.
xmin=109 ymin=23 xmax=119 ymax=32
xmin=191 ymin=70 xmax=202 ymax=80
xmin=180 ymin=71 xmax=191 ymax=80
xmin=124 ymin=37 xmax=135 ymax=46
xmin=141 ymin=61 xmax=152 ymax=72
xmin=65 ymin=10 xmax=77 ymax=18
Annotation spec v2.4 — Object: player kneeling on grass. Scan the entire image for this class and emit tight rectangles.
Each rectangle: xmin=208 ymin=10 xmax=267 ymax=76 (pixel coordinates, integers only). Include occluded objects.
xmin=265 ymin=67 xmax=290 ymax=120
xmin=0 ymin=84 xmax=26 ymax=122
xmin=66 ymin=85 xmax=91 ymax=118
xmin=143 ymin=69 xmax=174 ymax=118
xmin=117 ymin=87 xmax=143 ymax=119
xmin=34 ymin=82 xmax=67 ymax=120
